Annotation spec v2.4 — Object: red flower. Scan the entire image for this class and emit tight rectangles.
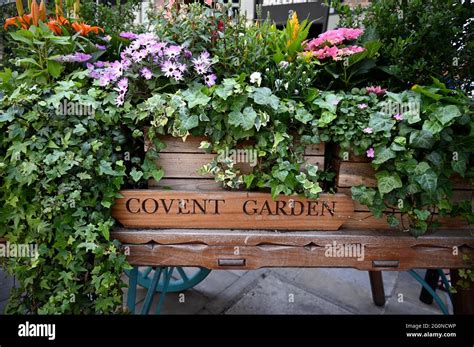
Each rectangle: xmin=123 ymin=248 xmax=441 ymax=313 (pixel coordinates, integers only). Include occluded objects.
xmin=217 ymin=20 xmax=224 ymax=32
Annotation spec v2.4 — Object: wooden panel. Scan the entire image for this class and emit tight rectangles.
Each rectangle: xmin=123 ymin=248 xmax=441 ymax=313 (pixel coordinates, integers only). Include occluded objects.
xmin=145 ymin=134 xmax=208 ymax=153
xmin=148 ymin=178 xmax=222 ymax=190
xmin=112 ymin=190 xmax=355 ymax=230
xmin=111 ymin=228 xmax=474 ymax=271
xmin=336 ymin=161 xmax=377 ymax=187
xmin=157 ymin=153 xmax=215 ymax=178
xmin=303 ymin=155 xmax=325 ymax=169
xmin=342 ymin=212 xmax=472 ymax=230
xmin=337 ymin=187 xmax=473 ymax=212
xmin=304 ymin=142 xmax=325 ymax=156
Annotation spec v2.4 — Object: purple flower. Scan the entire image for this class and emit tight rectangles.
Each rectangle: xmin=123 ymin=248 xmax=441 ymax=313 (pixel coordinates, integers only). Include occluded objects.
xmin=116 ymin=77 xmax=129 ymax=92
xmin=94 ymin=61 xmax=106 ymax=68
xmin=358 ymin=103 xmax=368 ymax=110
xmin=366 ymin=147 xmax=375 ymax=158
xmin=172 ymin=70 xmax=184 ymax=81
xmin=177 ymin=63 xmax=187 ymax=73
xmin=161 ymin=60 xmax=178 ymax=78
xmin=393 ymin=113 xmax=404 ymax=121
xmin=102 ymin=35 xmax=112 ymax=42
xmin=96 ymin=44 xmax=106 ymax=50
xmin=204 ymin=74 xmax=217 ymax=87
xmin=140 ymin=67 xmax=153 ymax=80
xmin=120 ymin=32 xmax=138 ymax=40
xmin=363 ymin=127 xmax=373 ymax=134
xmin=184 ymin=49 xmax=193 ymax=59
xmin=194 ymin=63 xmax=209 ymax=75
xmin=56 ymin=52 xmax=92 ymax=63
xmin=165 ymin=45 xmax=182 ymax=59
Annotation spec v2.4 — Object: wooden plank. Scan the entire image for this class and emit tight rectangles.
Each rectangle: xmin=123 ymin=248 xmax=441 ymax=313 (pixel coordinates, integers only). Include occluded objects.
xmin=120 ymin=243 xmax=472 ymax=271
xmin=304 ymin=142 xmax=325 ymax=156
xmin=342 ymin=212 xmax=472 ymax=230
xmin=112 ymin=190 xmax=355 ymax=230
xmin=148 ymin=178 xmax=222 ymax=190
xmin=336 ymin=161 xmax=377 ymax=188
xmin=111 ymin=228 xmax=474 ymax=271
xmin=111 ymin=228 xmax=474 ymax=247
xmin=145 ymin=134 xmax=208 ymax=153
xmin=157 ymin=153 xmax=215 ymax=178
xmin=303 ymin=156 xmax=325 ymax=169
xmin=337 ymin=187 xmax=473 ymax=212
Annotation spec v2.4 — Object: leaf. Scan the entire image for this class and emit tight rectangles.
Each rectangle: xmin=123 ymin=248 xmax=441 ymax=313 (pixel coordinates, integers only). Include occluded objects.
xmin=183 ymin=88 xmax=211 ymax=108
xmin=252 ymin=87 xmax=280 ymax=110
xmin=409 ymin=130 xmax=434 ymax=149
xmin=372 ymin=147 xmax=396 ymax=165
xmin=181 ymin=114 xmax=199 ymax=130
xmin=432 ymin=105 xmax=461 ymax=125
xmin=422 ymin=120 xmax=443 ymax=134
xmin=351 ymin=185 xmax=376 ymax=206
xmin=295 ymin=107 xmax=313 ymax=124
xmin=318 ymin=111 xmax=337 ymax=127
xmin=415 ymin=169 xmax=437 ymax=193
xmin=228 ymin=107 xmax=257 ymax=131
xmin=47 ymin=59 xmax=62 ymax=78
xmin=243 ymin=174 xmax=255 ymax=189
xmin=369 ymin=112 xmax=396 ymax=133
xmin=375 ymin=171 xmax=403 ymax=195
xmin=130 ymin=168 xmax=143 ymax=182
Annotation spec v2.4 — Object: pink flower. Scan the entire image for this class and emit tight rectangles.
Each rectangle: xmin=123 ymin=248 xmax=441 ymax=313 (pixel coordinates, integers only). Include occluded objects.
xmin=393 ymin=113 xmax=404 ymax=121
xmin=306 ymin=28 xmax=364 ymax=49
xmin=363 ymin=127 xmax=373 ymax=134
xmin=358 ymin=103 xmax=368 ymax=110
xmin=366 ymin=86 xmax=387 ymax=96
xmin=204 ymin=0 xmax=213 ymax=5
xmin=140 ymin=67 xmax=153 ymax=80
xmin=366 ymin=148 xmax=375 ymax=158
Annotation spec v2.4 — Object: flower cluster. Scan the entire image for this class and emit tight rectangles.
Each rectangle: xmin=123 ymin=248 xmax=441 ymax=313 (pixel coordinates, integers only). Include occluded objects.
xmin=87 ymin=32 xmax=217 ymax=106
xmin=55 ymin=52 xmax=92 ymax=63
xmin=305 ymin=28 xmax=365 ymax=61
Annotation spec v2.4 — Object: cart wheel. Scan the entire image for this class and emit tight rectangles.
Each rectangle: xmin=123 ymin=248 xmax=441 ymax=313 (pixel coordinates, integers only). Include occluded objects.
xmin=126 ymin=267 xmax=211 ymax=292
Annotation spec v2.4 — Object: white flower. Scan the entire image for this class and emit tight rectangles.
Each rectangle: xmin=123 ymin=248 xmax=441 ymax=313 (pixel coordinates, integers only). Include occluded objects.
xmin=250 ymin=72 xmax=262 ymax=86
xmin=279 ymin=61 xmax=289 ymax=69
xmin=284 ymin=82 xmax=289 ymax=90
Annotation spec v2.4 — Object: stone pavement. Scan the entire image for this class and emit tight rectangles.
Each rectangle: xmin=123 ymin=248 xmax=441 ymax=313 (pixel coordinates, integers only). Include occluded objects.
xmin=0 ymin=267 xmax=451 ymax=314
xmin=121 ymin=268 xmax=452 ymax=315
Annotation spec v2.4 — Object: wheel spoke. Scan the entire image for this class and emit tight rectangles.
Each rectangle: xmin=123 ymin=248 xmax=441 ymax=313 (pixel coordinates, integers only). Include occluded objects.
xmin=141 ymin=266 xmax=153 ymax=279
xmin=177 ymin=267 xmax=190 ymax=283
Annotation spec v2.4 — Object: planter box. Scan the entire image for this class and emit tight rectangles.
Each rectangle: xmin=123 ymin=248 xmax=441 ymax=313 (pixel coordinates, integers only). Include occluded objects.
xmin=111 ymin=135 xmax=354 ymax=231
xmin=331 ymin=147 xmax=473 ymax=230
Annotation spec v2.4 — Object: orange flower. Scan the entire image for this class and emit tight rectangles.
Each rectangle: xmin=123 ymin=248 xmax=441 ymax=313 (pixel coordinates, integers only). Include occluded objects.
xmin=46 ymin=15 xmax=69 ymax=35
xmin=71 ymin=22 xmax=104 ymax=36
xmin=31 ymin=0 xmax=39 ymax=26
xmin=4 ymin=14 xmax=32 ymax=30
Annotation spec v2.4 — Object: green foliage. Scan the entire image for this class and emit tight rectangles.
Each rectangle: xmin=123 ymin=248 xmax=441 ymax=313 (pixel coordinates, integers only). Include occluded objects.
xmin=333 ymin=0 xmax=473 ymax=92
xmin=79 ymin=0 xmax=144 ymax=35
xmin=0 ymin=73 xmax=131 ymax=313
xmin=325 ymin=81 xmax=473 ymax=236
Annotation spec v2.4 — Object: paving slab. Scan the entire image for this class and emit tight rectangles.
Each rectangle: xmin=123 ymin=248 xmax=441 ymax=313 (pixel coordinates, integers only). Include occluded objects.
xmin=225 ymin=274 xmax=352 ymax=314
xmin=270 ymin=268 xmax=398 ymax=314
xmin=193 ymin=270 xmax=240 ymax=300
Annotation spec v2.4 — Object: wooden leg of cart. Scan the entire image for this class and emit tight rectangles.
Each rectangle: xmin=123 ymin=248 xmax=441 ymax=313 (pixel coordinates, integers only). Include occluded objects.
xmin=450 ymin=268 xmax=474 ymax=314
xmin=368 ymin=271 xmax=385 ymax=306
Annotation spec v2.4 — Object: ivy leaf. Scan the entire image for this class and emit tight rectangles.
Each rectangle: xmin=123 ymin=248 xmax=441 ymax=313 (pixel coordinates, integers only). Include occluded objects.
xmin=409 ymin=130 xmax=434 ymax=149
xmin=318 ymin=111 xmax=337 ymax=127
xmin=228 ymin=107 xmax=257 ymax=130
xmin=243 ymin=174 xmax=254 ymax=189
xmin=181 ymin=114 xmax=199 ymax=130
xmin=295 ymin=107 xmax=313 ymax=124
xmin=369 ymin=112 xmax=396 ymax=133
xmin=433 ymin=105 xmax=461 ymax=125
xmin=130 ymin=168 xmax=144 ymax=182
xmin=422 ymin=120 xmax=443 ymax=134
xmin=252 ymin=87 xmax=279 ymax=110
xmin=415 ymin=169 xmax=437 ymax=193
xmin=351 ymin=185 xmax=376 ymax=206
xmin=375 ymin=171 xmax=403 ymax=195
xmin=414 ymin=209 xmax=431 ymax=221
xmin=183 ymin=88 xmax=211 ymax=108
xmin=372 ymin=147 xmax=396 ymax=165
